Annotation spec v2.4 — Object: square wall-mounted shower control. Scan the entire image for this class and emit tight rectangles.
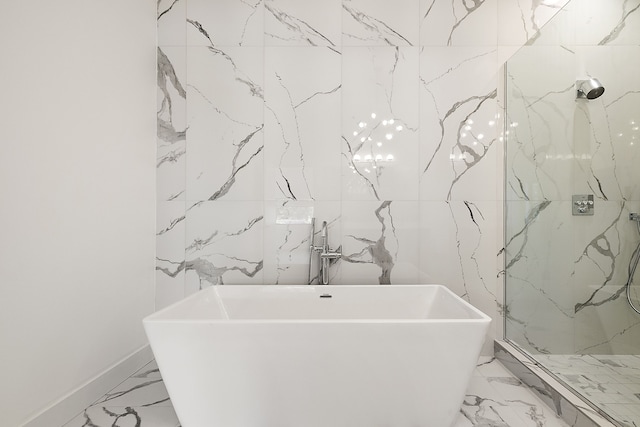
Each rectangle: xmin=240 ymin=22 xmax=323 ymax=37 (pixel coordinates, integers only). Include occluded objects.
xmin=572 ymin=194 xmax=594 ymax=216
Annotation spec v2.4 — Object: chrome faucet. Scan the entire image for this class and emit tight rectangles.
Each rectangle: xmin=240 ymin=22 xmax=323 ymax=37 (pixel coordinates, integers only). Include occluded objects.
xmin=308 ymin=218 xmax=341 ymax=285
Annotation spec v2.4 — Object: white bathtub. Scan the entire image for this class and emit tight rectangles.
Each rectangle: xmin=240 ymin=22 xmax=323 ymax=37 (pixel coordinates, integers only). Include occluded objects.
xmin=144 ymin=284 xmax=490 ymax=427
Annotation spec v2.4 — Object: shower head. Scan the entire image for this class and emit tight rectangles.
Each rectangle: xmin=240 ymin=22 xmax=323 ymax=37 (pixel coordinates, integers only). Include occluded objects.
xmin=576 ymin=78 xmax=605 ymax=100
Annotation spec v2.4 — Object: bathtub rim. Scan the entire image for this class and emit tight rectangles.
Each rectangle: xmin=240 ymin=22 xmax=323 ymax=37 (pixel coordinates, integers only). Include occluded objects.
xmin=143 ymin=284 xmax=491 ymax=325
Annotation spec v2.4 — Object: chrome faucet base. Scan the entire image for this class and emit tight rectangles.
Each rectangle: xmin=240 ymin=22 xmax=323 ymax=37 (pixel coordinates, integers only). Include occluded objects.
xmin=308 ymin=218 xmax=341 ymax=285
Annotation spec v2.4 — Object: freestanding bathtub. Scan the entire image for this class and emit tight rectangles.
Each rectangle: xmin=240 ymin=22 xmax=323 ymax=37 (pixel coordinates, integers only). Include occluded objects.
xmin=143 ymin=285 xmax=490 ymax=427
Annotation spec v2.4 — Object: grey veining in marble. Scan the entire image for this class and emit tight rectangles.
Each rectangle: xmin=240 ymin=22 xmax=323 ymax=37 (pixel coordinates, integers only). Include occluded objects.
xmin=422 ymin=0 xmax=498 ymax=47
xmin=425 ymin=0 xmax=486 ymax=46
xmin=157 ymin=48 xmax=186 ymax=146
xmin=573 ymin=205 xmax=625 ymax=314
xmin=265 ymin=1 xmax=339 ymax=48
xmin=519 ymin=1 xmax=567 ymax=46
xmin=158 ymin=0 xmax=180 ymax=21
xmin=505 ymin=200 xmax=551 ymax=272
xmin=598 ymin=0 xmax=640 ymax=45
xmin=422 ymin=87 xmax=497 ymax=201
xmin=157 ymin=45 xmax=187 ymax=202
xmin=265 ymin=46 xmax=341 ymax=202
xmin=343 ymin=0 xmax=417 ymax=46
xmin=185 ymin=0 xmax=263 ymax=47
xmin=343 ymin=201 xmax=397 ymax=284
xmin=208 ymin=126 xmax=264 ymax=202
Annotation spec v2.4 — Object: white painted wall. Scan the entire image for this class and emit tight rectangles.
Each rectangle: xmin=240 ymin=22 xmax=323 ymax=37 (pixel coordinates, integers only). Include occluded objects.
xmin=0 ymin=1 xmax=157 ymax=426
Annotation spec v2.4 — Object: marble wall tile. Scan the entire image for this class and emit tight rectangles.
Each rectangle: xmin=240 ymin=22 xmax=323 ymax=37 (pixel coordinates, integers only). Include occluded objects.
xmin=153 ymin=0 xmax=569 ymax=354
xmin=341 ymin=201 xmax=420 ymax=285
xmin=505 ymin=12 xmax=640 ymax=357
xmin=505 ymin=45 xmax=575 ymax=202
xmin=506 ymin=43 xmax=640 ymax=203
xmin=420 ymin=200 xmax=499 ymax=354
xmin=497 ymin=0 xmax=570 ymax=47
xmin=263 ymin=201 xmax=341 ymax=285
xmin=571 ymin=201 xmax=628 ymax=317
xmin=158 ymin=0 xmax=186 ymax=47
xmin=156 ymin=202 xmax=186 ymax=310
xmin=264 ymin=0 xmax=342 ymax=48
xmin=184 ymin=201 xmax=263 ymax=292
xmin=528 ymin=7 xmax=573 ymax=48
xmin=186 ymin=46 xmax=264 ymax=202
xmin=264 ymin=47 xmax=341 ymax=201
xmin=575 ymin=298 xmax=640 ymax=355
xmin=157 ymin=47 xmax=187 ymax=202
xmin=421 ymin=0 xmax=498 ymax=47
xmin=504 ymin=201 xmax=575 ymax=354
xmin=342 ymin=47 xmax=419 ymax=201
xmin=343 ymin=0 xmax=419 ymax=47
xmin=575 ymin=45 xmax=640 ymax=202
xmin=573 ymin=0 xmax=640 ymax=46
xmin=505 ymin=198 xmax=640 ymax=356
xmin=527 ymin=0 xmax=640 ymax=48
xmin=420 ymin=47 xmax=499 ymax=201
xmin=572 ymin=201 xmax=640 ymax=354
xmin=186 ymin=0 xmax=263 ymax=47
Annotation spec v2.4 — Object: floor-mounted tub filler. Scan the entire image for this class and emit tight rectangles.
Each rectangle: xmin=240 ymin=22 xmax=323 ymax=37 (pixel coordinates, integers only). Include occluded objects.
xmin=143 ymin=285 xmax=491 ymax=427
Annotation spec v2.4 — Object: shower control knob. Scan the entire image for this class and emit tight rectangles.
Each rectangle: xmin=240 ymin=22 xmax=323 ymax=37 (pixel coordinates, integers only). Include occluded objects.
xmin=572 ymin=194 xmax=594 ymax=216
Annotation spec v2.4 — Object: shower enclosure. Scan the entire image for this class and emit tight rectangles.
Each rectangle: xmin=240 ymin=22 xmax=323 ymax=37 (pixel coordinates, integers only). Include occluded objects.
xmin=504 ymin=0 xmax=640 ymax=425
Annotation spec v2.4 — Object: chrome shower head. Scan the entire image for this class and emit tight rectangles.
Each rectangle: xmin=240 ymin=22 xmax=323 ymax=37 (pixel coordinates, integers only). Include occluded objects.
xmin=576 ymin=78 xmax=605 ymax=100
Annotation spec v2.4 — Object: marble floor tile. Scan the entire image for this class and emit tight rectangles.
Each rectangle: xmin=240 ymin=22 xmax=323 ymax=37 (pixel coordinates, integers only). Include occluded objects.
xmin=476 ymin=356 xmax=516 ymax=378
xmin=91 ymin=377 xmax=172 ymax=408
xmin=536 ymin=353 xmax=640 ymax=426
xmin=63 ymin=406 xmax=181 ymax=427
xmin=600 ymin=403 xmax=640 ymax=426
xmin=62 ymin=358 xmax=568 ymax=427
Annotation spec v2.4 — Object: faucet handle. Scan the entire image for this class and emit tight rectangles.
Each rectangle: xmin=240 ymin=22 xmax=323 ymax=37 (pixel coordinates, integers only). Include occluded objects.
xmin=320 ymin=250 xmax=341 ymax=260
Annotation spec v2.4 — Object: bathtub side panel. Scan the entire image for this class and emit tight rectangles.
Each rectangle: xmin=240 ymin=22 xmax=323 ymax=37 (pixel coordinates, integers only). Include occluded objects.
xmin=145 ymin=320 xmax=489 ymax=427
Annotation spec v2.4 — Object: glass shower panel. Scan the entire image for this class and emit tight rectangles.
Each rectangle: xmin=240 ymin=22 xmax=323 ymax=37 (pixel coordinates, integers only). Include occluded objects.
xmin=505 ymin=43 xmax=576 ymax=354
xmin=504 ymin=0 xmax=640 ymax=424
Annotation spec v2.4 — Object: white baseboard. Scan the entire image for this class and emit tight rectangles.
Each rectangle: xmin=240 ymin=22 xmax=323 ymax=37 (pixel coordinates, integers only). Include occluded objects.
xmin=23 ymin=345 xmax=153 ymax=427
